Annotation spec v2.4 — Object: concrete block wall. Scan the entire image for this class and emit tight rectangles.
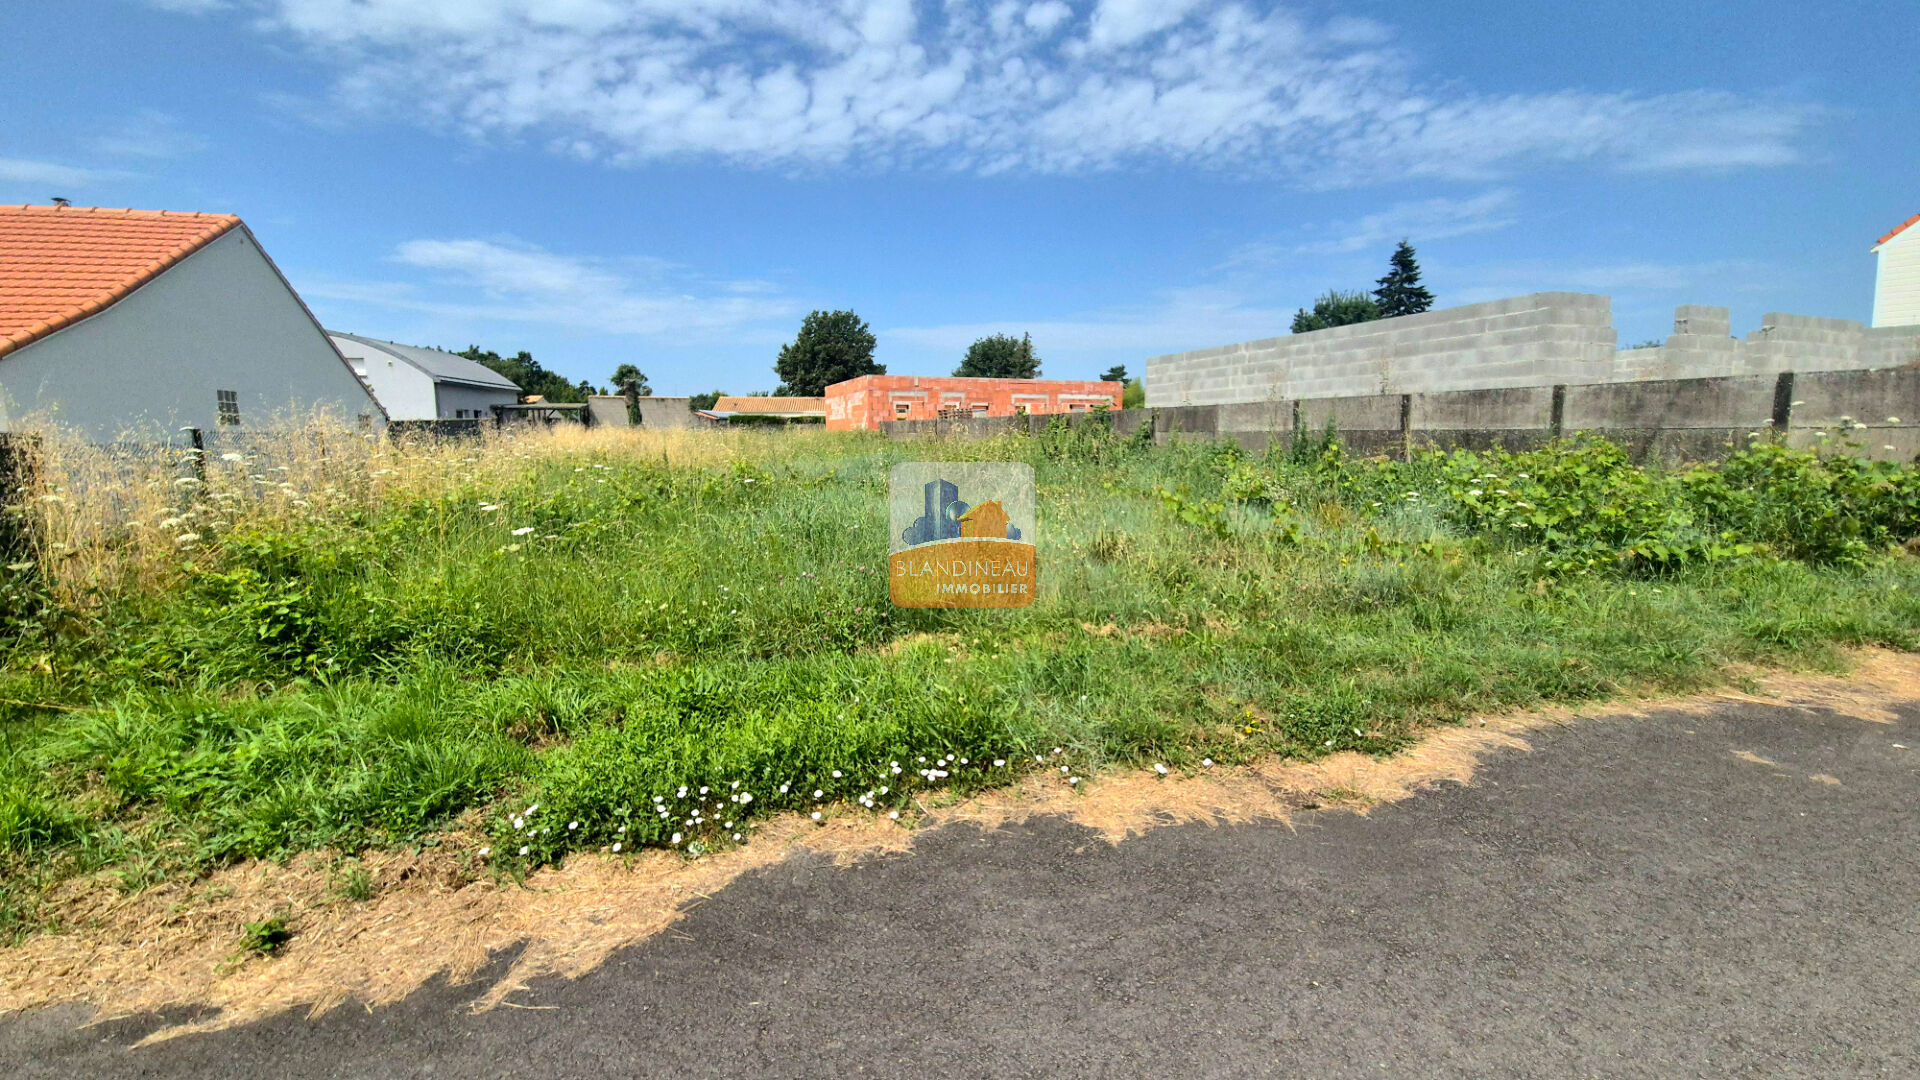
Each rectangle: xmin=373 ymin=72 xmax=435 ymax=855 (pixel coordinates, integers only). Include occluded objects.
xmin=883 ymin=366 xmax=1920 ymax=465
xmin=1150 ymin=295 xmax=1920 ymax=408
xmin=1146 ymin=292 xmax=1617 ymax=407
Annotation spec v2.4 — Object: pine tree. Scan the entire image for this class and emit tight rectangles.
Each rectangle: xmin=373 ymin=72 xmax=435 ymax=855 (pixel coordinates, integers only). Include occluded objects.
xmin=1373 ymin=240 xmax=1434 ymax=318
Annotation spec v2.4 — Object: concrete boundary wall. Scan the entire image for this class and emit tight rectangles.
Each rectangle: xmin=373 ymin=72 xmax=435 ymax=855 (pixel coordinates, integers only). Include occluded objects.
xmin=1147 ymin=294 xmax=1920 ymax=409
xmin=881 ymin=366 xmax=1920 ymax=464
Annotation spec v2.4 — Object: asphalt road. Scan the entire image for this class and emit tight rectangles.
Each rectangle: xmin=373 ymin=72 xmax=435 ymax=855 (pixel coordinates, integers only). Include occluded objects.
xmin=5 ymin=697 xmax=1917 ymax=1078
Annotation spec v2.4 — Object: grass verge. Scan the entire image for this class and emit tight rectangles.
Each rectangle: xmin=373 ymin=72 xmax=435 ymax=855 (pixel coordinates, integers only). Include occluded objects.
xmin=2 ymin=418 xmax=1918 ymax=940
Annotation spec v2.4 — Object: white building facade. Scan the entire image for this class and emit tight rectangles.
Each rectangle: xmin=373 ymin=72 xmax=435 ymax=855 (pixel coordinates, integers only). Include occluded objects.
xmin=327 ymin=333 xmax=521 ymax=421
xmin=1872 ymin=213 xmax=1920 ymax=328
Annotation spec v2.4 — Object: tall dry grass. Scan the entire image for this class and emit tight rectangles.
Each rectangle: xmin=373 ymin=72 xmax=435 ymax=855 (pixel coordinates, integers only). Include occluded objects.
xmin=14 ymin=418 xmax=763 ymax=607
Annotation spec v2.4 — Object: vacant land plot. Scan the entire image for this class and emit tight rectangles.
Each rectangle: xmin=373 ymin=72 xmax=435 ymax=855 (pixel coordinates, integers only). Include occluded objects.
xmin=3 ymin=416 xmax=1920 ymax=946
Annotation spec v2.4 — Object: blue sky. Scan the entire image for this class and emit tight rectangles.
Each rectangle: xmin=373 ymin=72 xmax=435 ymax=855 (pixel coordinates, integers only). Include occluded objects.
xmin=3 ymin=1 xmax=1914 ymax=395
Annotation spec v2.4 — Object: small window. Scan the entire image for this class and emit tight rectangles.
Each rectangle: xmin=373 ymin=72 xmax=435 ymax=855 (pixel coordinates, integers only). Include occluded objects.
xmin=216 ymin=389 xmax=240 ymax=426
xmin=1068 ymin=403 xmax=1088 ymax=411
xmin=895 ymin=402 xmax=911 ymax=416
xmin=971 ymin=403 xmax=989 ymax=414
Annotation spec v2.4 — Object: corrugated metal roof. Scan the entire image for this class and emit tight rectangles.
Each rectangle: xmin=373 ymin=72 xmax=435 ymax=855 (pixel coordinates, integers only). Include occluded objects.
xmin=329 ymin=332 xmax=521 ymax=391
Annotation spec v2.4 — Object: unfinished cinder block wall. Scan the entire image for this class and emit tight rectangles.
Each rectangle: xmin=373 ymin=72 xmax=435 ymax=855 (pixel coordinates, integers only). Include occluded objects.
xmin=1148 ymin=294 xmax=1920 ymax=408
xmin=1145 ymin=292 xmax=1617 ymax=407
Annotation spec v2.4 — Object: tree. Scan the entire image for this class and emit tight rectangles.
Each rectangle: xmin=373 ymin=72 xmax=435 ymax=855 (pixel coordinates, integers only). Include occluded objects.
xmin=1101 ymin=364 xmax=1128 ymax=384
xmin=457 ymin=346 xmax=586 ymax=402
xmin=688 ymin=390 xmax=723 ymax=411
xmin=1290 ymin=290 xmax=1382 ymax=334
xmin=610 ymin=363 xmax=652 ymax=396
xmin=774 ymin=310 xmax=882 ymax=396
xmin=1122 ymin=378 xmax=1146 ymax=409
xmin=1372 ymin=239 xmax=1434 ymax=318
xmin=954 ymin=333 xmax=1040 ymax=378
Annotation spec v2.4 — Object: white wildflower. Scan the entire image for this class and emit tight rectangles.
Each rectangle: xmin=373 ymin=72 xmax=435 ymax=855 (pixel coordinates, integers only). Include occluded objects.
xmin=611 ymin=842 xmax=622 ymax=853
xmin=511 ymin=526 xmax=535 ymax=536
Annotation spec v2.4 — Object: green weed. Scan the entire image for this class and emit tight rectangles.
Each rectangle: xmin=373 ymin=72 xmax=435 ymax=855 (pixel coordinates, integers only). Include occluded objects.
xmin=0 ymin=423 xmax=1917 ymax=911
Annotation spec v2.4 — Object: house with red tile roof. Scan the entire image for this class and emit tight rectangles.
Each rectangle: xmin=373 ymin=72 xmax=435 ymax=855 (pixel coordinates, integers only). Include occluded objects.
xmin=1872 ymin=211 xmax=1920 ymax=328
xmin=0 ymin=204 xmax=380 ymax=440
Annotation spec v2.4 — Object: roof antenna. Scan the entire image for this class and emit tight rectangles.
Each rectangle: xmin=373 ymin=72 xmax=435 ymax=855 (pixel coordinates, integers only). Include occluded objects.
xmin=50 ymin=197 xmax=70 ymax=207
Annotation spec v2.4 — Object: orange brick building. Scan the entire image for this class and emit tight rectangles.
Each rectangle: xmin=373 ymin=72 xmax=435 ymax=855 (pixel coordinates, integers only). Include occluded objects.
xmin=824 ymin=375 xmax=1123 ymax=431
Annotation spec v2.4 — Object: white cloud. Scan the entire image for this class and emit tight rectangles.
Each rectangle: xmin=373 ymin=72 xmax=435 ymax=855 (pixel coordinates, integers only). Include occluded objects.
xmin=0 ymin=159 xmax=107 ymax=187
xmin=162 ymin=0 xmax=1818 ymax=182
xmin=1086 ymin=0 xmax=1209 ymax=49
xmin=1289 ymin=189 xmax=1519 ymax=256
xmin=1446 ymin=258 xmax=1777 ymax=304
xmin=306 ymin=237 xmax=797 ymax=339
xmin=1024 ymin=1 xmax=1072 ymax=35
xmin=89 ymin=110 xmax=208 ymax=160
xmin=885 ymin=285 xmax=1298 ymax=370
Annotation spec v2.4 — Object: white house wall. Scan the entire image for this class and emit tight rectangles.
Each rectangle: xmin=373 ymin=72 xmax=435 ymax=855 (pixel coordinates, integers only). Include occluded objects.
xmin=1873 ymin=228 xmax=1920 ymax=328
xmin=0 ymin=228 xmax=379 ymax=441
xmin=330 ymin=334 xmax=438 ymax=420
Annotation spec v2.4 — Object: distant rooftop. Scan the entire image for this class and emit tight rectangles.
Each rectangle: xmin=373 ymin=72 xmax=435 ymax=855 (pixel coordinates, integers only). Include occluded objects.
xmin=710 ymin=395 xmax=826 ymax=415
xmin=328 ymin=332 xmax=520 ymax=392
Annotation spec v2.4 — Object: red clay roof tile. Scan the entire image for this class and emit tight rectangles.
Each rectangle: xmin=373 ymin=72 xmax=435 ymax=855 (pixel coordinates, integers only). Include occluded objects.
xmin=0 ymin=203 xmax=242 ymax=359
xmin=1875 ymin=212 xmax=1920 ymax=249
xmin=711 ymin=396 xmax=827 ymax=413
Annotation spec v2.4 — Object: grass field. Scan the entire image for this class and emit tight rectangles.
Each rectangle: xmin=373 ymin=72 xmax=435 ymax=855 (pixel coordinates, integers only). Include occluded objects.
xmin=4 ymin=415 xmax=1920 ymax=940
